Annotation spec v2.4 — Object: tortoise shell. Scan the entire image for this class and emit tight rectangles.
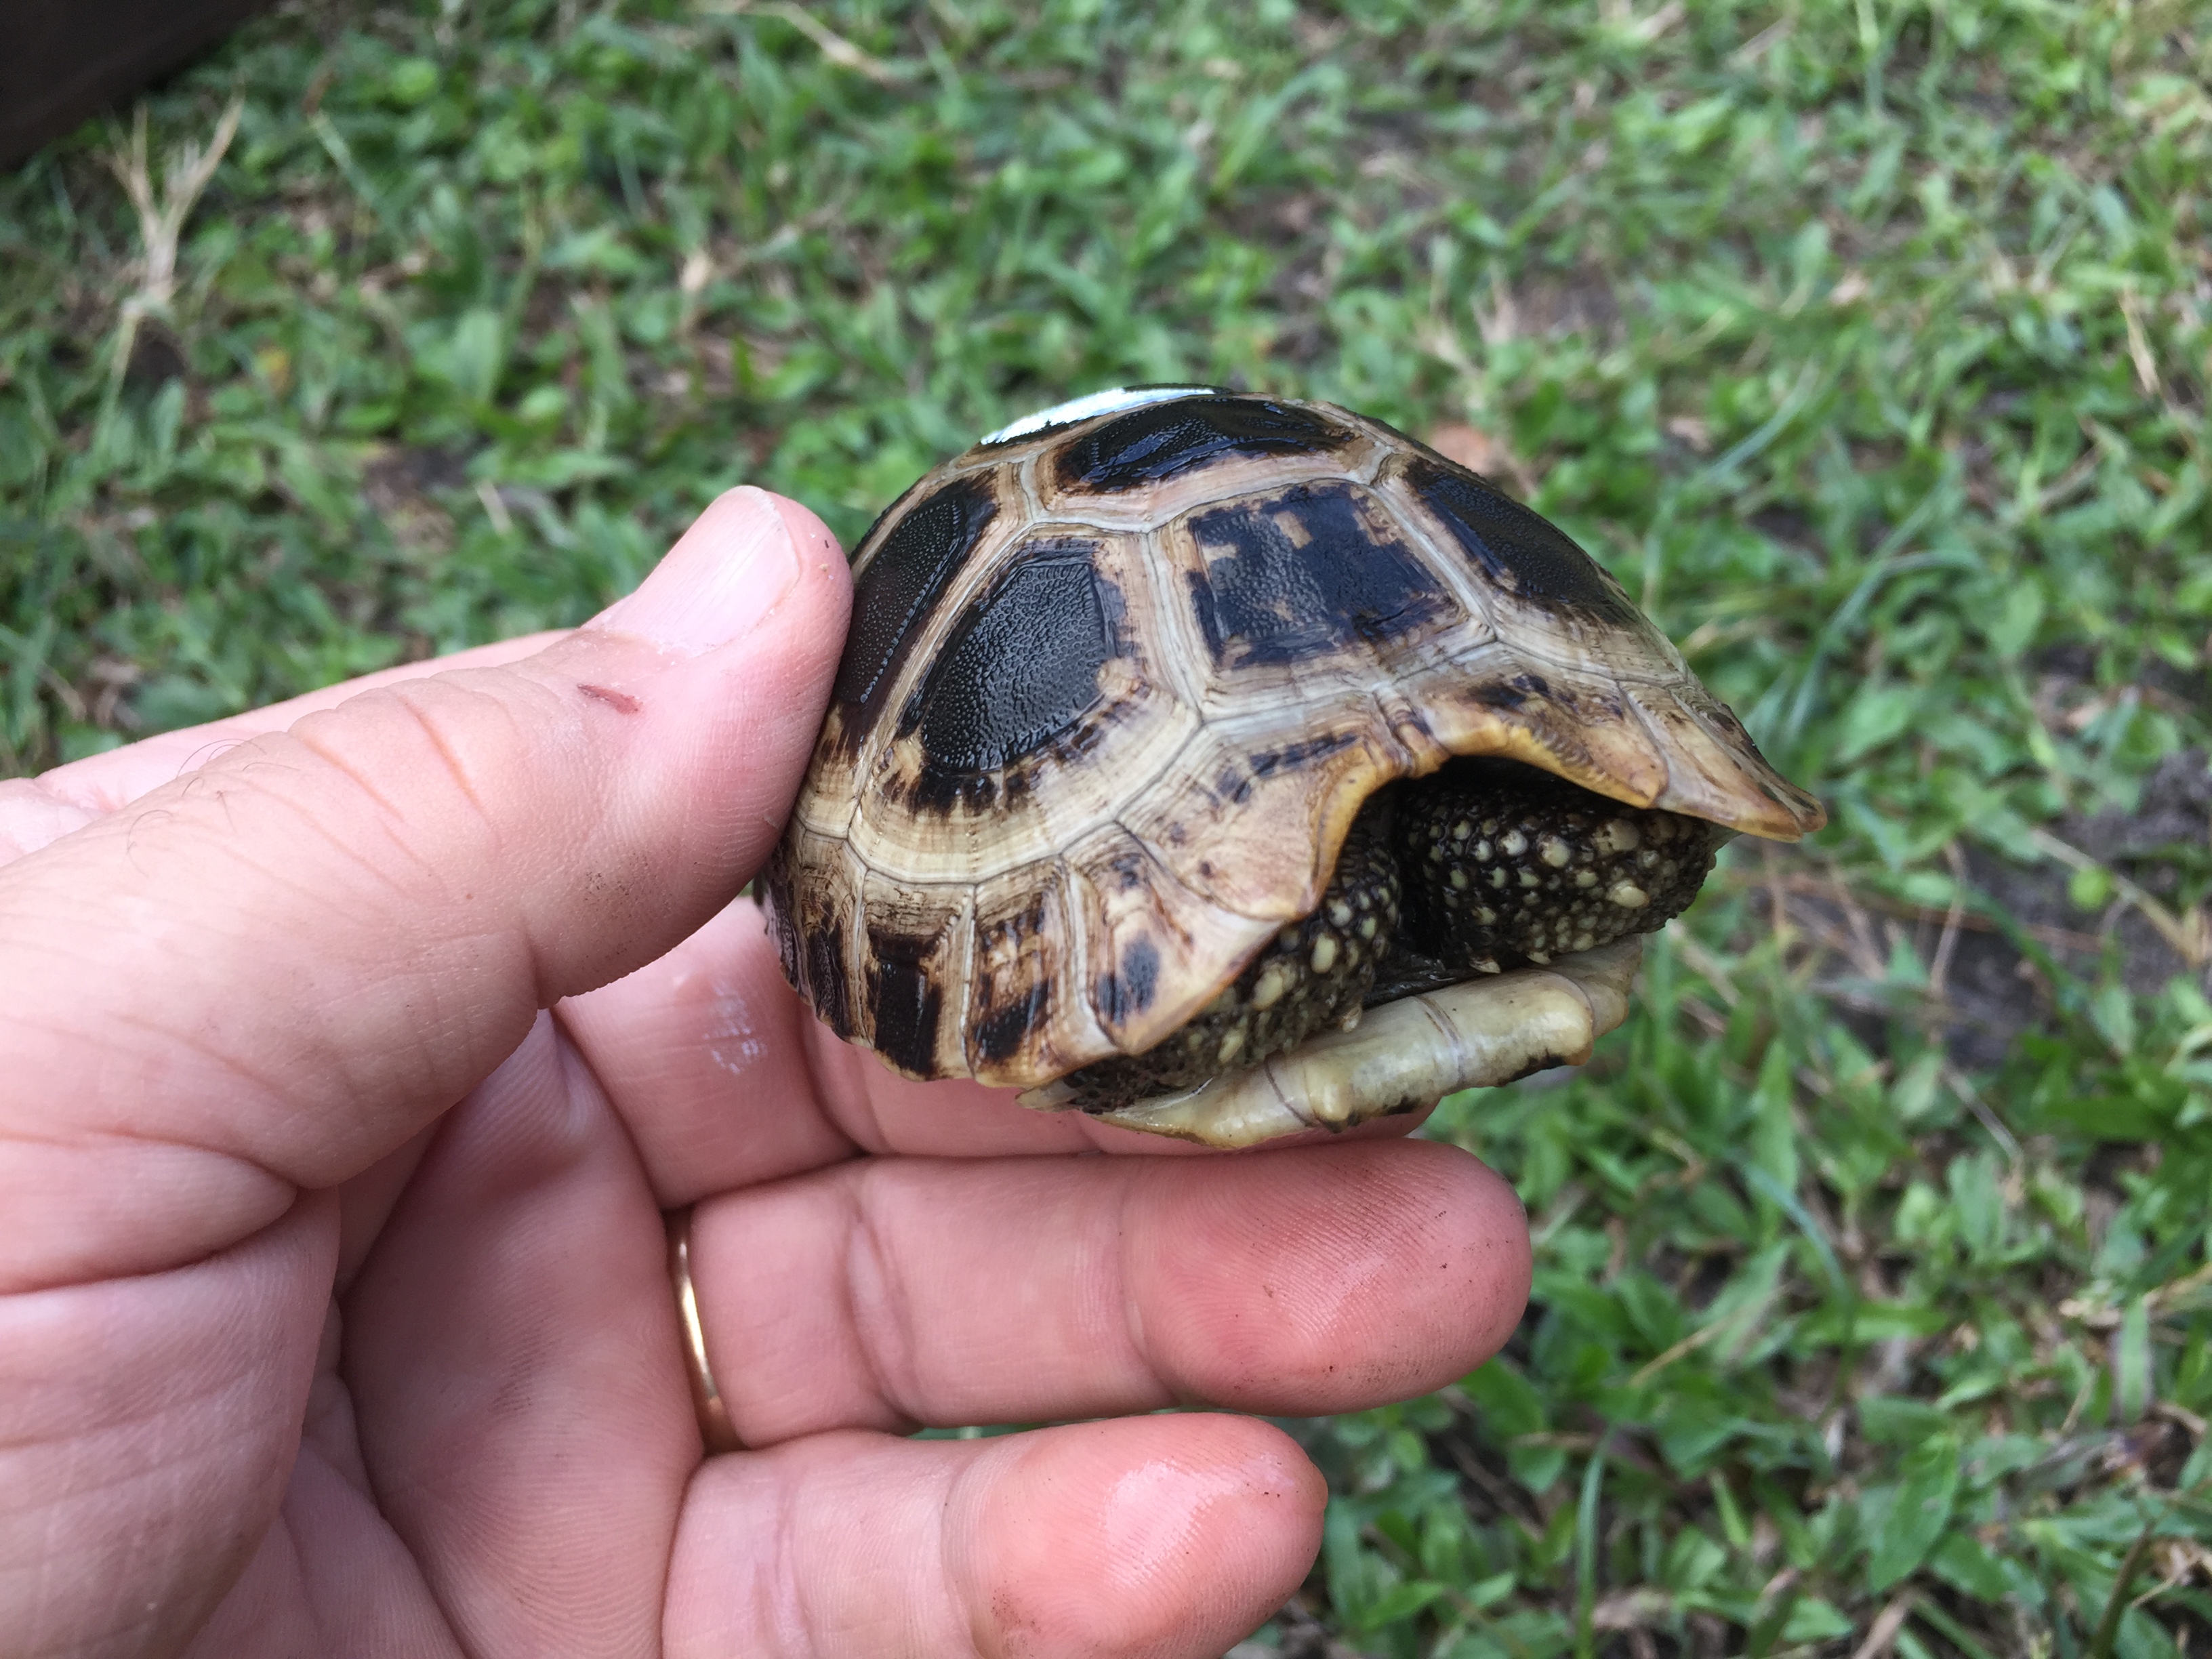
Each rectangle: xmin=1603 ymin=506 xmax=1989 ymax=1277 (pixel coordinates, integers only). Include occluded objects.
xmin=762 ymin=388 xmax=1823 ymax=1090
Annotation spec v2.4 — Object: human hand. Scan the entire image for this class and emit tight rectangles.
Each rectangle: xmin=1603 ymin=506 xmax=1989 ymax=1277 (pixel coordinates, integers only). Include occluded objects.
xmin=1 ymin=487 xmax=1534 ymax=1659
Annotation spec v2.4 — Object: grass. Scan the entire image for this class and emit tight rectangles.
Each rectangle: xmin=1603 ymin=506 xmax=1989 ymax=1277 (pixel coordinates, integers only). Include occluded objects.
xmin=4 ymin=0 xmax=2211 ymax=1653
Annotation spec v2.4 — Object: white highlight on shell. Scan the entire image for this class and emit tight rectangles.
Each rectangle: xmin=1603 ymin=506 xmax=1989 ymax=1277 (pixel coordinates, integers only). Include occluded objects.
xmin=1020 ymin=938 xmax=1643 ymax=1148
xmin=981 ymin=384 xmax=1222 ymax=445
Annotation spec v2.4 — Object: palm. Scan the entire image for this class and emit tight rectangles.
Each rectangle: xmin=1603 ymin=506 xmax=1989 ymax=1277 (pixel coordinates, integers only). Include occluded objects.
xmin=206 ymin=897 xmax=1520 ymax=1657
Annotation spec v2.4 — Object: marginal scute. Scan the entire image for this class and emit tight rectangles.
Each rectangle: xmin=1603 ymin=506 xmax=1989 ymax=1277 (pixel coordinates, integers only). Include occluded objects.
xmin=761 ymin=825 xmax=857 ymax=1035
xmin=1120 ymin=715 xmax=1395 ymax=922
xmin=1411 ymin=655 xmax=1675 ymax=812
xmin=864 ymin=925 xmax=945 ymax=1077
xmin=803 ymin=912 xmax=852 ymax=1035
xmin=1184 ymin=480 xmax=1458 ymax=669
xmin=850 ymin=864 xmax=972 ymax=1078
xmin=967 ymin=874 xmax=1066 ymax=1076
xmin=970 ymin=981 xmax=1045 ymax=1067
xmin=1620 ymin=678 xmax=1827 ymax=839
xmin=1057 ymin=799 xmax=1401 ymax=1110
xmin=1054 ymin=395 xmax=1350 ymax=492
xmin=1100 ymin=935 xmax=1160 ymax=1024
xmin=1067 ymin=823 xmax=1273 ymax=1060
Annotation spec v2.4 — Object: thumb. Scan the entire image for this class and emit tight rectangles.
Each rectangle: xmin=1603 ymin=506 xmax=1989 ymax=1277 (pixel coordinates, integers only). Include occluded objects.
xmin=0 ymin=486 xmax=850 ymax=1292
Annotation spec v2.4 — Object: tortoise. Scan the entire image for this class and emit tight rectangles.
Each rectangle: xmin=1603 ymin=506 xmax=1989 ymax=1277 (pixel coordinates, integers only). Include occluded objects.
xmin=762 ymin=387 xmax=1824 ymax=1146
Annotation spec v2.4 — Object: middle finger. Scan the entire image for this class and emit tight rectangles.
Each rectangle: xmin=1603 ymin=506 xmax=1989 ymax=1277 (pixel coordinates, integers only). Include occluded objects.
xmin=689 ymin=1138 xmax=1530 ymax=1446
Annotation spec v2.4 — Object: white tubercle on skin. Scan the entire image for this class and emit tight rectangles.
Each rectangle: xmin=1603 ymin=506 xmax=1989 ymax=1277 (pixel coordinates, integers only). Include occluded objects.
xmin=1020 ymin=937 xmax=1643 ymax=1148
xmin=981 ymin=385 xmax=1223 ymax=445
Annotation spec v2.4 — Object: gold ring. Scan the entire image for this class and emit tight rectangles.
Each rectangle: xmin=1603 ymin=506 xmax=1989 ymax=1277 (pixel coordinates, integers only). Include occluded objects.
xmin=667 ymin=1208 xmax=741 ymax=1456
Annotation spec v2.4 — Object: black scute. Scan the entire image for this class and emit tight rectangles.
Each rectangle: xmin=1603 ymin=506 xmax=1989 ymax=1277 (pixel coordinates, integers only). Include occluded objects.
xmin=1409 ymin=459 xmax=1638 ymax=620
xmin=867 ymin=930 xmax=945 ymax=1076
xmin=971 ymin=888 xmax=1056 ymax=1065
xmin=973 ymin=986 xmax=1048 ymax=1065
xmin=832 ymin=474 xmax=1000 ymax=731
xmin=1186 ymin=481 xmax=1451 ymax=668
xmin=1057 ymin=396 xmax=1347 ymax=491
xmin=1098 ymin=936 xmax=1160 ymax=1027
xmin=804 ymin=922 xmax=851 ymax=1033
xmin=902 ymin=539 xmax=1122 ymax=779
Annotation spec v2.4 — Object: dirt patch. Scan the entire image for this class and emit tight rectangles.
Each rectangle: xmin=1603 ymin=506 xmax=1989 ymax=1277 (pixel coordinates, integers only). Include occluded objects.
xmin=1754 ymin=749 xmax=2210 ymax=1072
xmin=362 ymin=443 xmax=468 ymax=552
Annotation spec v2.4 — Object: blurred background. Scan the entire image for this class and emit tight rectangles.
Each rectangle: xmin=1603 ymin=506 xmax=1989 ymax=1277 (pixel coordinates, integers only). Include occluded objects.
xmin=3 ymin=1 xmax=2209 ymax=1652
